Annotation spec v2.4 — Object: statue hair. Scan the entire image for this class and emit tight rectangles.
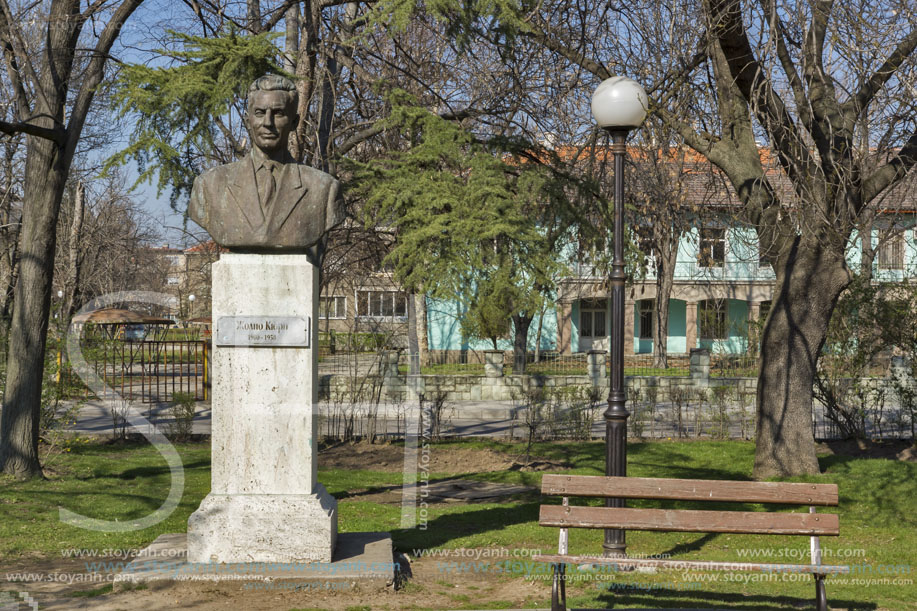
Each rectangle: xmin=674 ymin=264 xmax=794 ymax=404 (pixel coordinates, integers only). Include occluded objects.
xmin=247 ymin=75 xmax=298 ymax=113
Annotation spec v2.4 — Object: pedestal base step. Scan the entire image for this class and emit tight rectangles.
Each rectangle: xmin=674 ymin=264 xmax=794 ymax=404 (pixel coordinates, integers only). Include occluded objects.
xmin=187 ymin=486 xmax=338 ymax=564
xmin=114 ymin=531 xmax=395 ymax=587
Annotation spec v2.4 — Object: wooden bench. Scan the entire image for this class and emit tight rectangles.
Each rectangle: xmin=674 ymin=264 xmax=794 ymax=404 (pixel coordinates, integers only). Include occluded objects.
xmin=532 ymin=474 xmax=850 ymax=611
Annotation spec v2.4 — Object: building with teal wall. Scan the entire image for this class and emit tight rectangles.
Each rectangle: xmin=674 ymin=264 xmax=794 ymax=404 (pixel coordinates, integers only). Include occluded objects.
xmin=425 ymin=296 xmax=558 ymax=354
xmin=553 ymin=222 xmax=917 ymax=356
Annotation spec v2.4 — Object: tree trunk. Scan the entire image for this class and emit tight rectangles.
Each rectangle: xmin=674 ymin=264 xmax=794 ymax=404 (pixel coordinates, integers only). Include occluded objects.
xmin=0 ymin=139 xmax=21 ymax=324
xmin=246 ymin=0 xmax=261 ymax=32
xmin=0 ymin=0 xmax=144 ymax=480
xmin=653 ymin=246 xmax=678 ymax=369
xmin=406 ymin=290 xmax=420 ymax=374
xmin=282 ymin=1 xmax=299 ymax=73
xmin=511 ymin=313 xmax=532 ymax=374
xmin=534 ymin=304 xmax=546 ymax=363
xmin=858 ymin=217 xmax=875 ymax=280
xmin=415 ymin=292 xmax=429 ymax=367
xmin=63 ymin=180 xmax=85 ymax=320
xmin=0 ymin=135 xmax=69 ymax=479
xmin=753 ymin=238 xmax=850 ymax=478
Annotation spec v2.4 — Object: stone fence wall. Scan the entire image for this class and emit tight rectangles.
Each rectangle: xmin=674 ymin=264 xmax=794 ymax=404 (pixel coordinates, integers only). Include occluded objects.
xmin=318 ymin=349 xmax=913 ymax=407
xmin=318 ymin=349 xmax=763 ymax=403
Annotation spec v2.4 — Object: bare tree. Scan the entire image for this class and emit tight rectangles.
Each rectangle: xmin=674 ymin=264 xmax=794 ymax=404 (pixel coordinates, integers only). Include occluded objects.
xmin=0 ymin=0 xmax=146 ymax=478
xmin=629 ymin=123 xmax=723 ymax=369
xmin=440 ymin=0 xmax=917 ymax=476
xmin=54 ymin=170 xmax=163 ymax=313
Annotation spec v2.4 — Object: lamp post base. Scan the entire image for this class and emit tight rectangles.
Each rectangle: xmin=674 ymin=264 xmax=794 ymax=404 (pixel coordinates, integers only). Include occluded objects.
xmin=603 ymin=407 xmax=628 ymax=558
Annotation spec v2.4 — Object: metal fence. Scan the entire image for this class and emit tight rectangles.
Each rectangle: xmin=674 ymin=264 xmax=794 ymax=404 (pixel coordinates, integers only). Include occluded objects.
xmin=63 ymin=339 xmax=209 ymax=403
xmin=316 ymin=351 xmax=762 ymax=378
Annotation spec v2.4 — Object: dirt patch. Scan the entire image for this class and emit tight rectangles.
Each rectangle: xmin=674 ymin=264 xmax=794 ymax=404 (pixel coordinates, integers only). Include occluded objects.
xmin=319 ymin=440 xmax=551 ymax=473
xmin=817 ymin=439 xmax=915 ymax=461
xmin=0 ymin=555 xmax=551 ymax=610
xmin=2 ymin=442 xmax=564 ymax=610
xmin=351 ymin=478 xmax=535 ymax=505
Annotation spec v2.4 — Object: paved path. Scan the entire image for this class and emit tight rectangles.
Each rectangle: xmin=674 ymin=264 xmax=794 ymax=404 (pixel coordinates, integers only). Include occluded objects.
xmin=63 ymin=399 xmax=540 ymax=438
xmin=62 ymin=398 xmax=759 ymax=440
xmin=67 ymin=388 xmax=894 ymax=441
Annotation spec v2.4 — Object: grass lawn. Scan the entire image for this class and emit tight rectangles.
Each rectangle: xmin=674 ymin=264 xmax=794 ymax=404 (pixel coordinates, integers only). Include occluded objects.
xmin=1 ymin=438 xmax=915 ymax=609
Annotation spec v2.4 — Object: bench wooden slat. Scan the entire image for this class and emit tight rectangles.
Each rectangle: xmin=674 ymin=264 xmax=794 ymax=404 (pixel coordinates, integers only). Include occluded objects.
xmin=530 ymin=554 xmax=850 ymax=574
xmin=540 ymin=505 xmax=840 ymax=536
xmin=541 ymin=474 xmax=838 ymax=506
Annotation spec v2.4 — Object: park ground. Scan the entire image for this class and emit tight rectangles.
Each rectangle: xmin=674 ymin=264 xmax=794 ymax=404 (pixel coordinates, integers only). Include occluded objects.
xmin=1 ymin=438 xmax=916 ymax=610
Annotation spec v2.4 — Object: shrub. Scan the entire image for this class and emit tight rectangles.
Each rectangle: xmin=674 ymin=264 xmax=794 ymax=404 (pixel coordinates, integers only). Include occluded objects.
xmin=168 ymin=391 xmax=196 ymax=441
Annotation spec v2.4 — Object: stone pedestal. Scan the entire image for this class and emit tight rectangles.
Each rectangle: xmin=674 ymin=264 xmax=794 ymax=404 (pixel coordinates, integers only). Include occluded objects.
xmin=484 ymin=350 xmax=505 ymax=378
xmin=381 ymin=350 xmax=400 ymax=380
xmin=588 ymin=350 xmax=607 ymax=386
xmin=187 ymin=254 xmax=336 ymax=564
xmin=690 ymin=348 xmax=711 ymax=388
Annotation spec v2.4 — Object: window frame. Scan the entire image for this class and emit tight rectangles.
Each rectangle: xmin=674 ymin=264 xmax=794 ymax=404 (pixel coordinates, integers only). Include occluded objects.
xmin=579 ymin=299 xmax=607 ymax=339
xmin=638 ymin=300 xmax=654 ymax=340
xmin=878 ymin=233 xmax=905 ymax=270
xmin=698 ymin=227 xmax=726 ymax=268
xmin=699 ymin=299 xmax=728 ymax=340
xmin=355 ymin=290 xmax=408 ymax=320
xmin=319 ymin=295 xmax=347 ymax=319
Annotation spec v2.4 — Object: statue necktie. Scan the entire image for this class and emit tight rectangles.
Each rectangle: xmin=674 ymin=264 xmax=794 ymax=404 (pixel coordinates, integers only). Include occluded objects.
xmin=260 ymin=162 xmax=277 ymax=213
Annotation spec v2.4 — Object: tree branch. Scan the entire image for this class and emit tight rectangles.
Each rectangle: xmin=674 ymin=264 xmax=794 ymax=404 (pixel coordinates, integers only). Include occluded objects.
xmin=645 ymin=44 xmax=707 ymax=101
xmin=704 ymin=0 xmax=817 ymax=195
xmin=654 ymin=106 xmax=716 ymax=154
xmin=847 ymin=26 xmax=917 ymax=119
xmin=520 ymin=26 xmax=612 ymax=80
xmin=759 ymin=0 xmax=812 ymax=131
xmin=862 ymin=129 xmax=917 ymax=203
xmin=0 ymin=37 xmax=30 ymax=114
xmin=0 ymin=118 xmax=64 ymax=143
xmin=262 ymin=0 xmax=300 ymax=33
xmin=81 ymin=0 xmax=109 ymax=19
xmin=0 ymin=0 xmax=52 ymax=116
xmin=337 ymin=107 xmax=478 ymax=158
xmin=65 ymin=0 xmax=144 ymax=155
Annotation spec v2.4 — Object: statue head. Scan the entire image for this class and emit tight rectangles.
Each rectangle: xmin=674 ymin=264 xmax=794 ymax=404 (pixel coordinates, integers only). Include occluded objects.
xmin=246 ymin=75 xmax=299 ymax=159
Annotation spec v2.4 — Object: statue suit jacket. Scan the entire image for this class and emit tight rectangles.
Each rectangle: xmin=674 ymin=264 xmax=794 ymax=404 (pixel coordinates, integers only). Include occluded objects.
xmin=189 ymin=153 xmax=342 ymax=253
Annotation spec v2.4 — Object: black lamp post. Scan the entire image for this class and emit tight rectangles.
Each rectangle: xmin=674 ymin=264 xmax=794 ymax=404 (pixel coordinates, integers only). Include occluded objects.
xmin=591 ymin=75 xmax=647 ymax=558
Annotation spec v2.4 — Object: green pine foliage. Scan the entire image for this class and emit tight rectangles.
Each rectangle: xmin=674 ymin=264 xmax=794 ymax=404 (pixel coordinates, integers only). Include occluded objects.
xmin=350 ymin=95 xmax=572 ymax=346
xmin=463 ymin=265 xmax=521 ymax=349
xmin=363 ymin=0 xmax=535 ymax=48
xmin=106 ymin=29 xmax=284 ymax=207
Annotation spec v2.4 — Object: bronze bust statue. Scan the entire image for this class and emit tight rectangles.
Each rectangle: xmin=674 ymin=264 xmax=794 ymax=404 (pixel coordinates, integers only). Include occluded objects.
xmin=189 ymin=75 xmax=342 ymax=255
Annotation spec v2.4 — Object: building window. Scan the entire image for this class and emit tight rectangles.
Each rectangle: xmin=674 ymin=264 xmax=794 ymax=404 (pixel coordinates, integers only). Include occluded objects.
xmin=698 ymin=227 xmax=726 ymax=268
xmin=579 ymin=299 xmax=607 ymax=338
xmin=357 ymin=290 xmax=407 ymax=319
xmin=638 ymin=300 xmax=653 ymax=340
xmin=166 ymin=276 xmax=180 ymax=286
xmin=319 ymin=296 xmax=346 ymax=319
xmin=878 ymin=234 xmax=904 ymax=270
xmin=699 ymin=299 xmax=728 ymax=340
xmin=634 ymin=229 xmax=654 ymax=258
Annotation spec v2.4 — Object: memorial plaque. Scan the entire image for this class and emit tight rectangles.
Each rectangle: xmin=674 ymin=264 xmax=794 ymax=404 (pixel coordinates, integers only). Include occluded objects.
xmin=216 ymin=316 xmax=311 ymax=347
